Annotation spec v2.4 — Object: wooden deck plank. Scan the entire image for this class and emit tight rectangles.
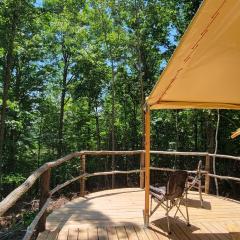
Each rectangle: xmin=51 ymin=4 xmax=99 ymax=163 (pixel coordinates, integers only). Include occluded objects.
xmin=37 ymin=230 xmax=50 ymax=240
xmin=194 ymin=223 xmax=213 ymax=240
xmin=78 ymin=228 xmax=88 ymax=240
xmin=107 ymin=226 xmax=118 ymax=240
xmin=87 ymin=227 xmax=98 ymax=240
xmin=67 ymin=228 xmax=79 ymax=240
xmin=199 ymin=223 xmax=223 ymax=240
xmin=46 ymin=230 xmax=59 ymax=240
xmin=226 ymin=222 xmax=240 ymax=240
xmin=35 ymin=188 xmax=240 ymax=240
xmin=157 ymin=220 xmax=179 ymax=240
xmin=148 ymin=225 xmax=171 ymax=240
xmin=209 ymin=223 xmax=231 ymax=240
xmin=172 ymin=223 xmax=193 ymax=240
xmin=125 ymin=226 xmax=139 ymax=240
xmin=98 ymin=227 xmax=108 ymax=240
xmin=133 ymin=225 xmax=150 ymax=240
xmin=56 ymin=230 xmax=69 ymax=240
xmin=116 ymin=226 xmax=128 ymax=240
xmin=144 ymin=227 xmax=160 ymax=240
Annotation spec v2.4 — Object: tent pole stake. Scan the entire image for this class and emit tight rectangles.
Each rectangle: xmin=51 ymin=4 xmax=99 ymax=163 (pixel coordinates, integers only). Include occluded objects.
xmin=144 ymin=105 xmax=150 ymax=227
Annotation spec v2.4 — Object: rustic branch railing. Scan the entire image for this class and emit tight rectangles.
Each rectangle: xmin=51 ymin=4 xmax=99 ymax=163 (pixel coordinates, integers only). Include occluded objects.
xmin=0 ymin=150 xmax=240 ymax=240
xmin=0 ymin=151 xmax=81 ymax=217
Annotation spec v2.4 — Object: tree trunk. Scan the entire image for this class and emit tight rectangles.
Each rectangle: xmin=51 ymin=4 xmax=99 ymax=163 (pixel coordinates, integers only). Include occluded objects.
xmin=37 ymin=117 xmax=43 ymax=168
xmin=205 ymin=111 xmax=215 ymax=194
xmin=213 ymin=110 xmax=220 ymax=196
xmin=123 ymin=99 xmax=128 ymax=150
xmin=175 ymin=110 xmax=181 ymax=168
xmin=58 ymin=76 xmax=66 ymax=158
xmin=137 ymin=46 xmax=145 ymax=150
xmin=87 ymin=98 xmax=92 ymax=149
xmin=132 ymin=102 xmax=138 ymax=149
xmin=95 ymin=103 xmax=101 ymax=150
xmin=194 ymin=113 xmax=198 ymax=151
xmin=99 ymin=4 xmax=117 ymax=188
xmin=206 ymin=112 xmax=215 ymax=153
xmin=134 ymin=0 xmax=145 ymax=149
xmin=110 ymin=59 xmax=116 ymax=189
xmin=7 ymin=57 xmax=22 ymax=172
xmin=0 ymin=16 xmax=16 ymax=195
xmin=57 ymin=42 xmax=69 ymax=158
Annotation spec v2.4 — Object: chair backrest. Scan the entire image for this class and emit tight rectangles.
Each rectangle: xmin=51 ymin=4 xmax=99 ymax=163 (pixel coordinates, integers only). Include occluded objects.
xmin=167 ymin=170 xmax=188 ymax=200
xmin=196 ymin=160 xmax=202 ymax=178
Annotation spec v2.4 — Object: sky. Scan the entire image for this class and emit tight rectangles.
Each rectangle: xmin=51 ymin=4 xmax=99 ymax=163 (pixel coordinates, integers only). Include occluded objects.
xmin=34 ymin=0 xmax=43 ymax=7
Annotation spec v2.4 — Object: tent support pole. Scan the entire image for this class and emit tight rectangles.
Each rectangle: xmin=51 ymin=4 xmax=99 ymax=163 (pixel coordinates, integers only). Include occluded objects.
xmin=144 ymin=105 xmax=150 ymax=227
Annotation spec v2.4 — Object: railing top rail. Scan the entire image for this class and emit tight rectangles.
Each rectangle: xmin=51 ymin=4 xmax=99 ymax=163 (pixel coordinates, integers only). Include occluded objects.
xmin=150 ymin=151 xmax=208 ymax=156
xmin=80 ymin=150 xmax=240 ymax=161
xmin=81 ymin=150 xmax=144 ymax=155
xmin=150 ymin=150 xmax=240 ymax=161
xmin=0 ymin=151 xmax=80 ymax=216
xmin=208 ymin=153 xmax=240 ymax=161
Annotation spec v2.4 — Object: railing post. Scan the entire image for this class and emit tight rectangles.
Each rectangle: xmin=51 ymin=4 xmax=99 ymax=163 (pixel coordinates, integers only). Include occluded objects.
xmin=80 ymin=155 xmax=86 ymax=197
xmin=37 ymin=169 xmax=51 ymax=232
xmin=205 ymin=154 xmax=211 ymax=194
xmin=140 ymin=152 xmax=145 ymax=189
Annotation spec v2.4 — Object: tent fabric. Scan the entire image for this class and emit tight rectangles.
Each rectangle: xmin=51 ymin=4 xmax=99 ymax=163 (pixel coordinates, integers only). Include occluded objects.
xmin=146 ymin=0 xmax=240 ymax=110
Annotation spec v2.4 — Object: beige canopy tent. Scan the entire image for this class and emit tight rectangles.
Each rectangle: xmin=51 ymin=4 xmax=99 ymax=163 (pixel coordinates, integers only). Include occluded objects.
xmin=144 ymin=0 xmax=240 ymax=225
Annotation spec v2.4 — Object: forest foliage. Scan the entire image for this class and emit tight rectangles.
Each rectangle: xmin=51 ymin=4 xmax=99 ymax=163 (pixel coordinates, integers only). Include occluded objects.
xmin=0 ymin=0 xmax=240 ymax=199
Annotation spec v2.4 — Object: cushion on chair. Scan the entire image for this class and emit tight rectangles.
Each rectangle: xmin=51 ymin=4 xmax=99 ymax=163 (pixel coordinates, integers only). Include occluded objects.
xmin=150 ymin=186 xmax=166 ymax=201
xmin=150 ymin=186 xmax=166 ymax=195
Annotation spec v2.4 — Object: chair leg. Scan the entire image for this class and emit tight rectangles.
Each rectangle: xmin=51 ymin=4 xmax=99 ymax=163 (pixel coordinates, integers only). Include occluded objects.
xmin=173 ymin=199 xmax=180 ymax=219
xmin=185 ymin=191 xmax=190 ymax=226
xmin=199 ymin=180 xmax=204 ymax=208
xmin=150 ymin=196 xmax=153 ymax=212
xmin=166 ymin=199 xmax=171 ymax=234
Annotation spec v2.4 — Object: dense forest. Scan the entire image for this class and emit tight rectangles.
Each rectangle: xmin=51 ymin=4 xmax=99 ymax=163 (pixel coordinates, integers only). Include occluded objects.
xmin=0 ymin=0 xmax=240 ymax=217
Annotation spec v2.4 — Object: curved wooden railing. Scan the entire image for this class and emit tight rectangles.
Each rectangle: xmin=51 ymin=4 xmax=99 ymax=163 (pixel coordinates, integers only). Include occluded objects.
xmin=0 ymin=150 xmax=240 ymax=240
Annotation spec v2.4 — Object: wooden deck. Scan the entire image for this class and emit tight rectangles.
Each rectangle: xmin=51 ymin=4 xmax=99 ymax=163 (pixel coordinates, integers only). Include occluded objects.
xmin=37 ymin=188 xmax=240 ymax=240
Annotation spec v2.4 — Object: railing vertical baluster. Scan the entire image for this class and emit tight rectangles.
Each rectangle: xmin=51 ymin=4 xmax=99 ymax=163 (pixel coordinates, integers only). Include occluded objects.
xmin=80 ymin=155 xmax=86 ymax=197
xmin=140 ymin=152 xmax=145 ymax=189
xmin=37 ymin=169 xmax=51 ymax=232
xmin=205 ymin=155 xmax=211 ymax=194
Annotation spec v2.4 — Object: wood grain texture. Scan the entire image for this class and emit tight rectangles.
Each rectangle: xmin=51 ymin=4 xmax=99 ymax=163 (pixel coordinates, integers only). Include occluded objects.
xmin=205 ymin=155 xmax=211 ymax=194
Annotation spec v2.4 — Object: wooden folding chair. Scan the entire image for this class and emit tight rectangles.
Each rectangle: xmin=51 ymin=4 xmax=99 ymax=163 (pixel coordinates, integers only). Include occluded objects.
xmin=150 ymin=170 xmax=190 ymax=234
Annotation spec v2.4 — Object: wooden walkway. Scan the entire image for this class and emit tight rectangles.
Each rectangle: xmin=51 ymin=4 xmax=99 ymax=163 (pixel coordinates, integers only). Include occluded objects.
xmin=37 ymin=188 xmax=240 ymax=240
